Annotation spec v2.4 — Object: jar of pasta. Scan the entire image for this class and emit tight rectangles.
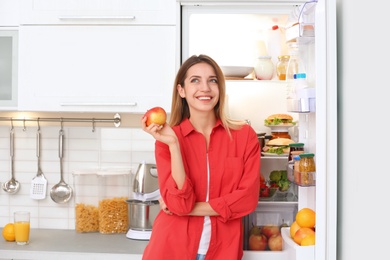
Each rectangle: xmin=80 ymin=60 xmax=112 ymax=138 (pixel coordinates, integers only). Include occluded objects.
xmin=298 ymin=153 xmax=316 ymax=186
xmin=73 ymin=170 xmax=99 ymax=233
xmin=97 ymin=169 xmax=131 ymax=234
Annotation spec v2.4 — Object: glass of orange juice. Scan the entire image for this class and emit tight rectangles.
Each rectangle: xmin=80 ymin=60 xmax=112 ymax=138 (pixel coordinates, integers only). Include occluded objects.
xmin=14 ymin=211 xmax=30 ymax=245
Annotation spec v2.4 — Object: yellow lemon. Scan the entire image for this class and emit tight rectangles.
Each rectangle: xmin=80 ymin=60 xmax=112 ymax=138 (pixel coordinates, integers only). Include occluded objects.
xmin=2 ymin=223 xmax=15 ymax=242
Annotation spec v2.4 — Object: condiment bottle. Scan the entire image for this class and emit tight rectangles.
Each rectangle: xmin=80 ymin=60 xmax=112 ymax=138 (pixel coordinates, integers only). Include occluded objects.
xmin=298 ymin=153 xmax=315 ymax=186
xmin=254 ymin=56 xmax=274 ymax=80
xmin=293 ymin=155 xmax=301 ymax=184
xmin=276 ymin=55 xmax=290 ymax=80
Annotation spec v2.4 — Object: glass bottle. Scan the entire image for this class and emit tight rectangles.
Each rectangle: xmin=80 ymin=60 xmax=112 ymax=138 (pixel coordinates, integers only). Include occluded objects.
xmin=276 ymin=55 xmax=290 ymax=80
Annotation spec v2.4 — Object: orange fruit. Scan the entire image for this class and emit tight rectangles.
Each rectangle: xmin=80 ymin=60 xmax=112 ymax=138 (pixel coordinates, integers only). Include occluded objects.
xmin=2 ymin=223 xmax=15 ymax=242
xmin=296 ymin=208 xmax=316 ymax=228
xmin=293 ymin=227 xmax=315 ymax=245
xmin=301 ymin=233 xmax=316 ymax=246
xmin=290 ymin=221 xmax=301 ymax=239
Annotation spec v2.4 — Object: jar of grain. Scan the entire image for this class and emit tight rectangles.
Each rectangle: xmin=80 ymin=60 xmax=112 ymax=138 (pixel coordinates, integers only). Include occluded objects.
xmin=298 ymin=153 xmax=316 ymax=186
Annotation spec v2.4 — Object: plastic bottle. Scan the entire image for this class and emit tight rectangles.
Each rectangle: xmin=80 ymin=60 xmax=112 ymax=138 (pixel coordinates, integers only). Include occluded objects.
xmin=266 ymin=25 xmax=282 ymax=78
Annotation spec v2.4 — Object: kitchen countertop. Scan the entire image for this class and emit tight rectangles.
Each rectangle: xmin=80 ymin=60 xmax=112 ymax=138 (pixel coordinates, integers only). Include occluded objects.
xmin=0 ymin=228 xmax=148 ymax=260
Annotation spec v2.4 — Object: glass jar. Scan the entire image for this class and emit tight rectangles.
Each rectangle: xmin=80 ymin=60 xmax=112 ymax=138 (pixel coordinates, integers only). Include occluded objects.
xmin=298 ymin=153 xmax=316 ymax=186
xmin=254 ymin=56 xmax=274 ymax=80
xmin=276 ymin=55 xmax=290 ymax=80
xmin=288 ymin=142 xmax=305 ymax=161
xmin=271 ymin=131 xmax=291 ymax=140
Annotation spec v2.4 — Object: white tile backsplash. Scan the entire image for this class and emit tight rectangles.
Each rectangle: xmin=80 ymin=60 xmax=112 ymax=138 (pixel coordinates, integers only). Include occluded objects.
xmin=0 ymin=125 xmax=155 ymax=229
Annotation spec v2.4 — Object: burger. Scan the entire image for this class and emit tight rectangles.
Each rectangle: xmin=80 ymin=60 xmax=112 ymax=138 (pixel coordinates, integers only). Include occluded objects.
xmin=262 ymin=138 xmax=295 ymax=155
xmin=264 ymin=114 xmax=295 ymax=126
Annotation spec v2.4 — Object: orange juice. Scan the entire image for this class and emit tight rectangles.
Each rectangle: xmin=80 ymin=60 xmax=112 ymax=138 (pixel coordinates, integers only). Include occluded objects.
xmin=14 ymin=222 xmax=30 ymax=244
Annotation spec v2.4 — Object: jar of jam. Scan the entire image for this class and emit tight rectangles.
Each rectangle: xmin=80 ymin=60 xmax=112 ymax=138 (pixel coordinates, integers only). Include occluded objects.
xmin=298 ymin=153 xmax=315 ymax=186
xmin=270 ymin=131 xmax=291 ymax=140
xmin=276 ymin=55 xmax=290 ymax=80
xmin=288 ymin=143 xmax=304 ymax=161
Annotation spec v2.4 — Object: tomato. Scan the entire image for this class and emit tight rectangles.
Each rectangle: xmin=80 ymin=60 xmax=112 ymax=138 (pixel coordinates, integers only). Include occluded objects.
xmin=260 ymin=185 xmax=270 ymax=197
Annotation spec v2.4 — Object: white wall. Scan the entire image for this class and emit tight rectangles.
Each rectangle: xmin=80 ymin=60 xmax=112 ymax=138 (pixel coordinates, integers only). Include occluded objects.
xmin=0 ymin=126 xmax=156 ymax=229
xmin=337 ymin=0 xmax=390 ymax=259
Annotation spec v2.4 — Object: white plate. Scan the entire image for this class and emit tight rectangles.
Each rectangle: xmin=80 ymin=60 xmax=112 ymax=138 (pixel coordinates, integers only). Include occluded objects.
xmin=262 ymin=152 xmax=289 ymax=157
xmin=265 ymin=124 xmax=294 ymax=132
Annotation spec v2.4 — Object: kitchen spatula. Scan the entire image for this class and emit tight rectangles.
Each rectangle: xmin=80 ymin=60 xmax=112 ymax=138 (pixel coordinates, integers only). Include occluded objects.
xmin=30 ymin=128 xmax=48 ymax=200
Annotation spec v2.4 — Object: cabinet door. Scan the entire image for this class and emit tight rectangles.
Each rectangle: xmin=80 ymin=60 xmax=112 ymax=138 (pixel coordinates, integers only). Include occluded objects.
xmin=20 ymin=0 xmax=176 ymax=25
xmin=18 ymin=25 xmax=176 ymax=112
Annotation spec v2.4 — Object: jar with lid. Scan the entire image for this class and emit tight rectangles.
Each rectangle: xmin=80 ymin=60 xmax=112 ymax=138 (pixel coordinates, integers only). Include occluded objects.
xmin=254 ymin=56 xmax=274 ymax=80
xmin=298 ymin=153 xmax=316 ymax=186
xmin=73 ymin=169 xmax=99 ymax=233
xmin=288 ymin=142 xmax=305 ymax=161
xmin=276 ymin=55 xmax=290 ymax=80
xmin=293 ymin=156 xmax=301 ymax=184
xmin=97 ymin=169 xmax=131 ymax=234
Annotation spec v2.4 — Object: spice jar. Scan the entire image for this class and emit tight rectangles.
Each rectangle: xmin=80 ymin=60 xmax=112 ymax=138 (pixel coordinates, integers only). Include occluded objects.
xmin=298 ymin=153 xmax=316 ymax=186
xmin=254 ymin=56 xmax=274 ymax=80
xmin=276 ymin=55 xmax=290 ymax=80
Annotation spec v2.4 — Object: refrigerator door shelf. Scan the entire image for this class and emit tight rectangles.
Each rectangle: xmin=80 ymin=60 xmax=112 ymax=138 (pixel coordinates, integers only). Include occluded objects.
xmin=281 ymin=227 xmax=315 ymax=260
xmin=287 ymin=97 xmax=316 ymax=113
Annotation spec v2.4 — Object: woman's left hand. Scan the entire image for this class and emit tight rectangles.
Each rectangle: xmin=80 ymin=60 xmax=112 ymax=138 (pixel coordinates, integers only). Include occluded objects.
xmin=159 ymin=197 xmax=172 ymax=215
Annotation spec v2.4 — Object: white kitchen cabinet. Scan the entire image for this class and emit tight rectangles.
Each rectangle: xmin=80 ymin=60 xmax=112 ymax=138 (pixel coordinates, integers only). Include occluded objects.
xmin=0 ymin=0 xmax=20 ymax=26
xmin=19 ymin=0 xmax=175 ymax=25
xmin=18 ymin=25 xmax=176 ymax=112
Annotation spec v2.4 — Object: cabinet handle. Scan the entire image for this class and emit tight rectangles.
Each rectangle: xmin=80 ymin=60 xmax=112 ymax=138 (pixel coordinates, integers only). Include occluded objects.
xmin=60 ymin=102 xmax=137 ymax=106
xmin=58 ymin=15 xmax=136 ymax=21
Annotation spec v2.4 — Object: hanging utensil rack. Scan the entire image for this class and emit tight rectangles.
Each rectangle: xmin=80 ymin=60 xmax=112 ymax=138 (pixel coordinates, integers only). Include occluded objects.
xmin=0 ymin=113 xmax=121 ymax=130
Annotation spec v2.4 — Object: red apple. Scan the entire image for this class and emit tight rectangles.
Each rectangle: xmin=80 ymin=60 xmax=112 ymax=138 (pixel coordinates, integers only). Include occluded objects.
xmin=249 ymin=233 xmax=268 ymax=251
xmin=144 ymin=107 xmax=167 ymax=126
xmin=261 ymin=225 xmax=280 ymax=238
xmin=268 ymin=234 xmax=283 ymax=251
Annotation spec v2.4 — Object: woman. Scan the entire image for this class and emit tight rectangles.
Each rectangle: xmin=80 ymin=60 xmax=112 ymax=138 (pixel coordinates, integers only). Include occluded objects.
xmin=141 ymin=54 xmax=260 ymax=260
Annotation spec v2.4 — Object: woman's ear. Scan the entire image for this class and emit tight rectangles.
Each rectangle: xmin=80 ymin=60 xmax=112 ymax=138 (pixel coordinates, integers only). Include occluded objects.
xmin=177 ymin=84 xmax=185 ymax=98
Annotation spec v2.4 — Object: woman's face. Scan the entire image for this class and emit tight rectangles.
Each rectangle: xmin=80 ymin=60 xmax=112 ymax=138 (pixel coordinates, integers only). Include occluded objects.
xmin=178 ymin=62 xmax=220 ymax=115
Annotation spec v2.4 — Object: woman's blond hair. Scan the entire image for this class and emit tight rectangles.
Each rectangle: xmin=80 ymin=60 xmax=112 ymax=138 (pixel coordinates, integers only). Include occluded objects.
xmin=169 ymin=54 xmax=246 ymax=136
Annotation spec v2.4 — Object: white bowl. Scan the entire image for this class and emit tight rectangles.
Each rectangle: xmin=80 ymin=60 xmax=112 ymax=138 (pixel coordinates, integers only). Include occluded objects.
xmin=221 ymin=66 xmax=253 ymax=78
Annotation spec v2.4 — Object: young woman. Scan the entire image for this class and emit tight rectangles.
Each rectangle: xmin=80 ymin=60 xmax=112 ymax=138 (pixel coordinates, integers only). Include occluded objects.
xmin=141 ymin=54 xmax=260 ymax=260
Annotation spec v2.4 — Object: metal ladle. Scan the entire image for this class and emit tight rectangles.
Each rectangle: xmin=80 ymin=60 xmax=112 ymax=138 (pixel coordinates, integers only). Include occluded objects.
xmin=2 ymin=126 xmax=20 ymax=194
xmin=50 ymin=128 xmax=73 ymax=203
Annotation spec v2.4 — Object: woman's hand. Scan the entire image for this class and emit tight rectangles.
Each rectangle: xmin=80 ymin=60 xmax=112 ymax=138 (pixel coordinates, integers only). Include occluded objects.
xmin=141 ymin=116 xmax=177 ymax=145
xmin=159 ymin=197 xmax=172 ymax=215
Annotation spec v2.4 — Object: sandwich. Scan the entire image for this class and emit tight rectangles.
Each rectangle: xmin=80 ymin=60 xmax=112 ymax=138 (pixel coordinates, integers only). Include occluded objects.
xmin=262 ymin=138 xmax=295 ymax=155
xmin=264 ymin=114 xmax=296 ymax=126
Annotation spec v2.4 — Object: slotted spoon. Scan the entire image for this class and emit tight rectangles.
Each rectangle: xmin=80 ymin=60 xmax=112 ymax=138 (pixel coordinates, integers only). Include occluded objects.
xmin=30 ymin=128 xmax=48 ymax=200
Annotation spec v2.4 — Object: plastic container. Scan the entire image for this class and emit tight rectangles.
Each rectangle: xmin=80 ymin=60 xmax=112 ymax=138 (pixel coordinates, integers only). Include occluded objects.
xmin=254 ymin=56 xmax=274 ymax=80
xmin=97 ymin=169 xmax=131 ymax=234
xmin=73 ymin=169 xmax=99 ymax=233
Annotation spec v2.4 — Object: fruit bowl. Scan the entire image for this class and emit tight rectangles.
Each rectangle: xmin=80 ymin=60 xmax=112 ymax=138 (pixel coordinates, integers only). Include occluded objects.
xmin=221 ymin=66 xmax=253 ymax=78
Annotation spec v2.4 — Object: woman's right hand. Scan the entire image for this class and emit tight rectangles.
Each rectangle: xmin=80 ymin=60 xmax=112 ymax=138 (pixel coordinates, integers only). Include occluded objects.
xmin=141 ymin=116 xmax=177 ymax=145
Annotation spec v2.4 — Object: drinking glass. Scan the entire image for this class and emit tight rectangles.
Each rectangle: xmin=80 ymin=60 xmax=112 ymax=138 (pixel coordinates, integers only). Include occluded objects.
xmin=14 ymin=211 xmax=30 ymax=245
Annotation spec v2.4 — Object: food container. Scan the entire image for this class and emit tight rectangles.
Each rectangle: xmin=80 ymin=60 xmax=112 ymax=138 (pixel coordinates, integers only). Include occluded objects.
xmin=297 ymin=153 xmax=316 ymax=186
xmin=97 ymin=169 xmax=131 ymax=234
xmin=73 ymin=170 xmax=100 ymax=233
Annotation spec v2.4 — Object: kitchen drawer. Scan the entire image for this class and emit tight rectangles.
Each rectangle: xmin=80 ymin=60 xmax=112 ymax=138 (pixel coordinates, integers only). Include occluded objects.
xmin=17 ymin=25 xmax=176 ymax=112
xmin=20 ymin=0 xmax=176 ymax=25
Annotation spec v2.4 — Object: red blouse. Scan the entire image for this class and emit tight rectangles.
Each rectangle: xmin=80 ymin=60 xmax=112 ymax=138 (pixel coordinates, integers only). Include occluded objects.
xmin=142 ymin=119 xmax=260 ymax=260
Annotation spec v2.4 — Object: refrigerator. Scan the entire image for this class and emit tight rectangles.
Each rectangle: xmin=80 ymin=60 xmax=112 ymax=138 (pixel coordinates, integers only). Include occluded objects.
xmin=178 ymin=0 xmax=337 ymax=259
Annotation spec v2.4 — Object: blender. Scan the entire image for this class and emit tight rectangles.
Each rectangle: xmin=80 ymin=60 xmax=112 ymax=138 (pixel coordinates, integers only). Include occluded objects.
xmin=126 ymin=162 xmax=160 ymax=240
